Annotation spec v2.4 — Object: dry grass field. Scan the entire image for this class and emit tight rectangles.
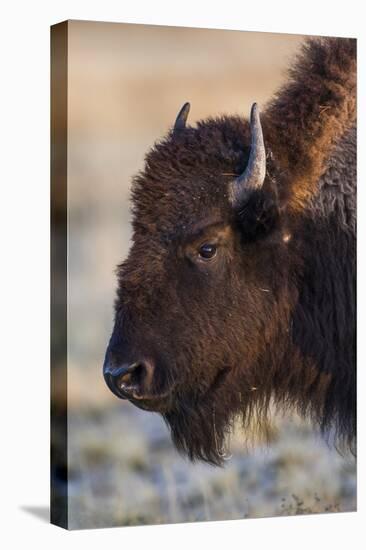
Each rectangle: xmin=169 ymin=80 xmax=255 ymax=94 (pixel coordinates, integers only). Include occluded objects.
xmin=67 ymin=405 xmax=355 ymax=529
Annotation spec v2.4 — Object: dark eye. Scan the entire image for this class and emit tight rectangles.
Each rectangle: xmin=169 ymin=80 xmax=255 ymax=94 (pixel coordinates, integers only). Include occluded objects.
xmin=198 ymin=243 xmax=217 ymax=260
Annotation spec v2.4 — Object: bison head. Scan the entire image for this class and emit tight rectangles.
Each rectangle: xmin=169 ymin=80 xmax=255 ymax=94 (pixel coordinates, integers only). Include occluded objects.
xmin=103 ymin=103 xmax=296 ymax=464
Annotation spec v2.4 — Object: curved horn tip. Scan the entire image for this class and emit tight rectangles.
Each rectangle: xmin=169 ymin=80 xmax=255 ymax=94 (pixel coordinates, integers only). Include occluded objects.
xmin=250 ymin=102 xmax=261 ymax=126
xmin=228 ymin=101 xmax=266 ymax=207
xmin=251 ymin=102 xmax=258 ymax=115
xmin=174 ymin=102 xmax=191 ymax=131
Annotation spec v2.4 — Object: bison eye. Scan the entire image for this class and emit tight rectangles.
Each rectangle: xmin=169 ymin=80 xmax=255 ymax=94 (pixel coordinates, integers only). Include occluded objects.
xmin=198 ymin=243 xmax=217 ymax=260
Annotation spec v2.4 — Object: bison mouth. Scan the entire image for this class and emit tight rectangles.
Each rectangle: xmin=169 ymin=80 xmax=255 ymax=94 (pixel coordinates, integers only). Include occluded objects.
xmin=121 ymin=390 xmax=174 ymax=413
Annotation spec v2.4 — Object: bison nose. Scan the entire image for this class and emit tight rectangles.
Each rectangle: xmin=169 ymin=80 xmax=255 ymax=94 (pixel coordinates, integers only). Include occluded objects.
xmin=103 ymin=359 xmax=155 ymax=400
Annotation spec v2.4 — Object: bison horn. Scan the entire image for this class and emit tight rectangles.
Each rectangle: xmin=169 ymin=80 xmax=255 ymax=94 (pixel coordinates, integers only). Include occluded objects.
xmin=229 ymin=103 xmax=266 ymax=208
xmin=173 ymin=102 xmax=190 ymax=132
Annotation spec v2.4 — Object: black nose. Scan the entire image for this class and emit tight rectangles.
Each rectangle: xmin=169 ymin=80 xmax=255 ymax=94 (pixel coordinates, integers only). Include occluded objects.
xmin=103 ymin=357 xmax=155 ymax=400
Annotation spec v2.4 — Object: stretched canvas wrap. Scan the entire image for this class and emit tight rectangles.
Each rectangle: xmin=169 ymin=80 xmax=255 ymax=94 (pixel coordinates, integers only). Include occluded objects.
xmin=51 ymin=20 xmax=357 ymax=530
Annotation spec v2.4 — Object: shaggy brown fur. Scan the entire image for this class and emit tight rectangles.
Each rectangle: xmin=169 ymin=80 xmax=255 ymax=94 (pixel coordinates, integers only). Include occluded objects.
xmin=104 ymin=37 xmax=356 ymax=465
xmin=264 ymin=37 xmax=356 ymax=211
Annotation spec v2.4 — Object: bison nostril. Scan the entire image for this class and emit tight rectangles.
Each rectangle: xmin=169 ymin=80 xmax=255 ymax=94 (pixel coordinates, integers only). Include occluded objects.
xmin=122 ymin=361 xmax=155 ymax=395
xmin=103 ymin=363 xmax=133 ymax=399
xmin=103 ymin=359 xmax=155 ymax=399
xmin=118 ymin=362 xmax=142 ymax=390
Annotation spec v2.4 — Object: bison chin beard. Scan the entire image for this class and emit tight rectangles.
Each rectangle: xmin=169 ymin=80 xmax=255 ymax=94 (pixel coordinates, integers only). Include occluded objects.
xmin=162 ymin=388 xmax=238 ymax=466
xmin=161 ymin=364 xmax=275 ymax=465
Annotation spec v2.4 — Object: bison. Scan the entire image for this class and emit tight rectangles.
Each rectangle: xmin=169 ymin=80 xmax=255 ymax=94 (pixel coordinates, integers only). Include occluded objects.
xmin=103 ymin=37 xmax=356 ymax=465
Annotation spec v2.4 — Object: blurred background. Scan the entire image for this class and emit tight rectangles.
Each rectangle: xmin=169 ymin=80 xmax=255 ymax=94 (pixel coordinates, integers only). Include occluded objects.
xmin=63 ymin=20 xmax=356 ymax=529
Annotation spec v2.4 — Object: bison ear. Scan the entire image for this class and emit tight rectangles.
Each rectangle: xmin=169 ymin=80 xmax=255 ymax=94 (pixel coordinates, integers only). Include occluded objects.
xmin=173 ymin=102 xmax=190 ymax=133
xmin=235 ymin=186 xmax=280 ymax=241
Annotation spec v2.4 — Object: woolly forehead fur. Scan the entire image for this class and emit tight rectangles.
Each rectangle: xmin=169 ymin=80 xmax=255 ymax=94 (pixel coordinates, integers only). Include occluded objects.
xmin=130 ymin=116 xmax=254 ymax=239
